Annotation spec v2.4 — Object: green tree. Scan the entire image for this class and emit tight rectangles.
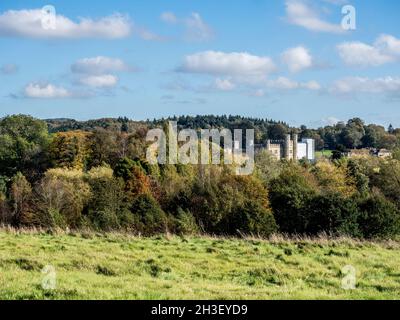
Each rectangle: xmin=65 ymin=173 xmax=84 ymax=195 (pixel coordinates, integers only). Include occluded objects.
xmin=86 ymin=166 xmax=127 ymax=230
xmin=306 ymin=193 xmax=361 ymax=237
xmin=130 ymin=193 xmax=167 ymax=235
xmin=49 ymin=131 xmax=91 ymax=170
xmin=269 ymin=165 xmax=317 ymax=234
xmin=10 ymin=172 xmax=32 ymax=225
xmin=226 ymin=200 xmax=277 ymax=238
xmin=371 ymin=160 xmax=400 ymax=206
xmin=358 ymin=194 xmax=400 ymax=239
xmin=0 ymin=115 xmax=50 ymax=179
xmin=34 ymin=168 xmax=91 ymax=228
xmin=268 ymin=123 xmax=288 ymax=140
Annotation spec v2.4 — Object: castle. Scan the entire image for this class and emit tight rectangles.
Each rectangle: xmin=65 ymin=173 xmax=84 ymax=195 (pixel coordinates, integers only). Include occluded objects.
xmin=264 ymin=134 xmax=315 ymax=161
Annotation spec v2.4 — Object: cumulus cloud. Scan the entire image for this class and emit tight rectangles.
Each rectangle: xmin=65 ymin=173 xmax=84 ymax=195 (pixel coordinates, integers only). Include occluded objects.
xmin=337 ymin=42 xmax=394 ymax=67
xmin=0 ymin=9 xmax=132 ymax=39
xmin=331 ymin=76 xmax=400 ymax=95
xmin=285 ymin=0 xmax=344 ymax=34
xmin=375 ymin=34 xmax=400 ymax=56
xmin=24 ymin=83 xmax=71 ymax=98
xmin=281 ymin=46 xmax=313 ymax=73
xmin=79 ymin=74 xmax=118 ymax=88
xmin=175 ymin=50 xmax=322 ymax=95
xmin=177 ymin=51 xmax=276 ymax=77
xmin=337 ymin=34 xmax=400 ymax=67
xmin=1 ymin=63 xmax=18 ymax=74
xmin=71 ymin=56 xmax=133 ymax=88
xmin=71 ymin=56 xmax=132 ymax=75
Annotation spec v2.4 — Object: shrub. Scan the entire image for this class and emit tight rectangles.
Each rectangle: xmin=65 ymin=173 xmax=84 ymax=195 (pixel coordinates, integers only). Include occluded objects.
xmin=189 ymin=168 xmax=272 ymax=235
xmin=346 ymin=159 xmax=370 ymax=195
xmin=358 ymin=194 xmax=400 ymax=239
xmin=86 ymin=166 xmax=126 ymax=230
xmin=305 ymin=193 xmax=361 ymax=237
xmin=0 ymin=190 xmax=11 ymax=224
xmin=371 ymin=160 xmax=400 ymax=207
xmin=130 ymin=193 xmax=167 ymax=235
xmin=269 ymin=166 xmax=317 ymax=234
xmin=174 ymin=208 xmax=200 ymax=235
xmin=10 ymin=172 xmax=32 ymax=226
xmin=33 ymin=168 xmax=91 ymax=228
xmin=226 ymin=201 xmax=277 ymax=238
xmin=49 ymin=131 xmax=91 ymax=170
xmin=311 ymin=160 xmax=357 ymax=197
xmin=115 ymin=158 xmax=151 ymax=201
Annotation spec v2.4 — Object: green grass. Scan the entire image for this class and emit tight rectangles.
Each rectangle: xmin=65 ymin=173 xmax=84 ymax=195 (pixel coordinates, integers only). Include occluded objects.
xmin=316 ymin=150 xmax=334 ymax=159
xmin=0 ymin=230 xmax=399 ymax=300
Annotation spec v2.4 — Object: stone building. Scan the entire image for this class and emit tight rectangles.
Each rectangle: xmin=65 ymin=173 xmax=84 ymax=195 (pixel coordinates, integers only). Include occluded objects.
xmin=264 ymin=134 xmax=315 ymax=161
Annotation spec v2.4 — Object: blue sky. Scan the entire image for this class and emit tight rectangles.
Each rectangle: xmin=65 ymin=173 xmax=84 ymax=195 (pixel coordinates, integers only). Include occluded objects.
xmin=0 ymin=0 xmax=399 ymax=128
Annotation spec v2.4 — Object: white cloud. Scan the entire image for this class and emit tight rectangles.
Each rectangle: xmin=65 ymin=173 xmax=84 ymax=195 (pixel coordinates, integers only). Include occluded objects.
xmin=178 ymin=51 xmax=276 ymax=77
xmin=281 ymin=46 xmax=313 ymax=73
xmin=71 ymin=56 xmax=132 ymax=75
xmin=160 ymin=11 xmax=213 ymax=42
xmin=176 ymin=51 xmax=321 ymax=95
xmin=337 ymin=42 xmax=394 ymax=67
xmin=184 ymin=13 xmax=213 ymax=42
xmin=374 ymin=34 xmax=400 ymax=57
xmin=337 ymin=34 xmax=400 ymax=67
xmin=135 ymin=26 xmax=164 ymax=41
xmin=302 ymin=80 xmax=321 ymax=90
xmin=1 ymin=63 xmax=18 ymax=74
xmin=285 ymin=0 xmax=344 ymax=34
xmin=24 ymin=83 xmax=71 ymax=98
xmin=214 ymin=78 xmax=236 ymax=91
xmin=331 ymin=76 xmax=400 ymax=95
xmin=267 ymin=77 xmax=321 ymax=91
xmin=323 ymin=117 xmax=341 ymax=126
xmin=161 ymin=12 xmax=178 ymax=24
xmin=79 ymin=74 xmax=118 ymax=88
xmin=268 ymin=77 xmax=300 ymax=90
xmin=0 ymin=9 xmax=132 ymax=39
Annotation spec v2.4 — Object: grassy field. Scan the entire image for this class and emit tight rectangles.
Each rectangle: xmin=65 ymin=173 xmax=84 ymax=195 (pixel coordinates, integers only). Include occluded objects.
xmin=0 ymin=230 xmax=399 ymax=300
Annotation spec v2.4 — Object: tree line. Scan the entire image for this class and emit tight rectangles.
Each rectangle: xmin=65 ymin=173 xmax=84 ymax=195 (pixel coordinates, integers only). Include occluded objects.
xmin=47 ymin=115 xmax=400 ymax=152
xmin=1 ymin=114 xmax=400 ymax=239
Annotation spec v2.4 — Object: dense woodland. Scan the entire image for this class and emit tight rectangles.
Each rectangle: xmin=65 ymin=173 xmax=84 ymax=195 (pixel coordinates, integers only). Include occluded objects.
xmin=1 ymin=114 xmax=400 ymax=239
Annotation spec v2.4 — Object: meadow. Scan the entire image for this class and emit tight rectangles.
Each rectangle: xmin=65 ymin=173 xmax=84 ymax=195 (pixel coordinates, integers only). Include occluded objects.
xmin=0 ymin=229 xmax=399 ymax=300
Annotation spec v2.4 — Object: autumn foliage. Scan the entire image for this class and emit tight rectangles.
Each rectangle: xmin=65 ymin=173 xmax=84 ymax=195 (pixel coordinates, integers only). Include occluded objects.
xmin=1 ymin=115 xmax=400 ymax=239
